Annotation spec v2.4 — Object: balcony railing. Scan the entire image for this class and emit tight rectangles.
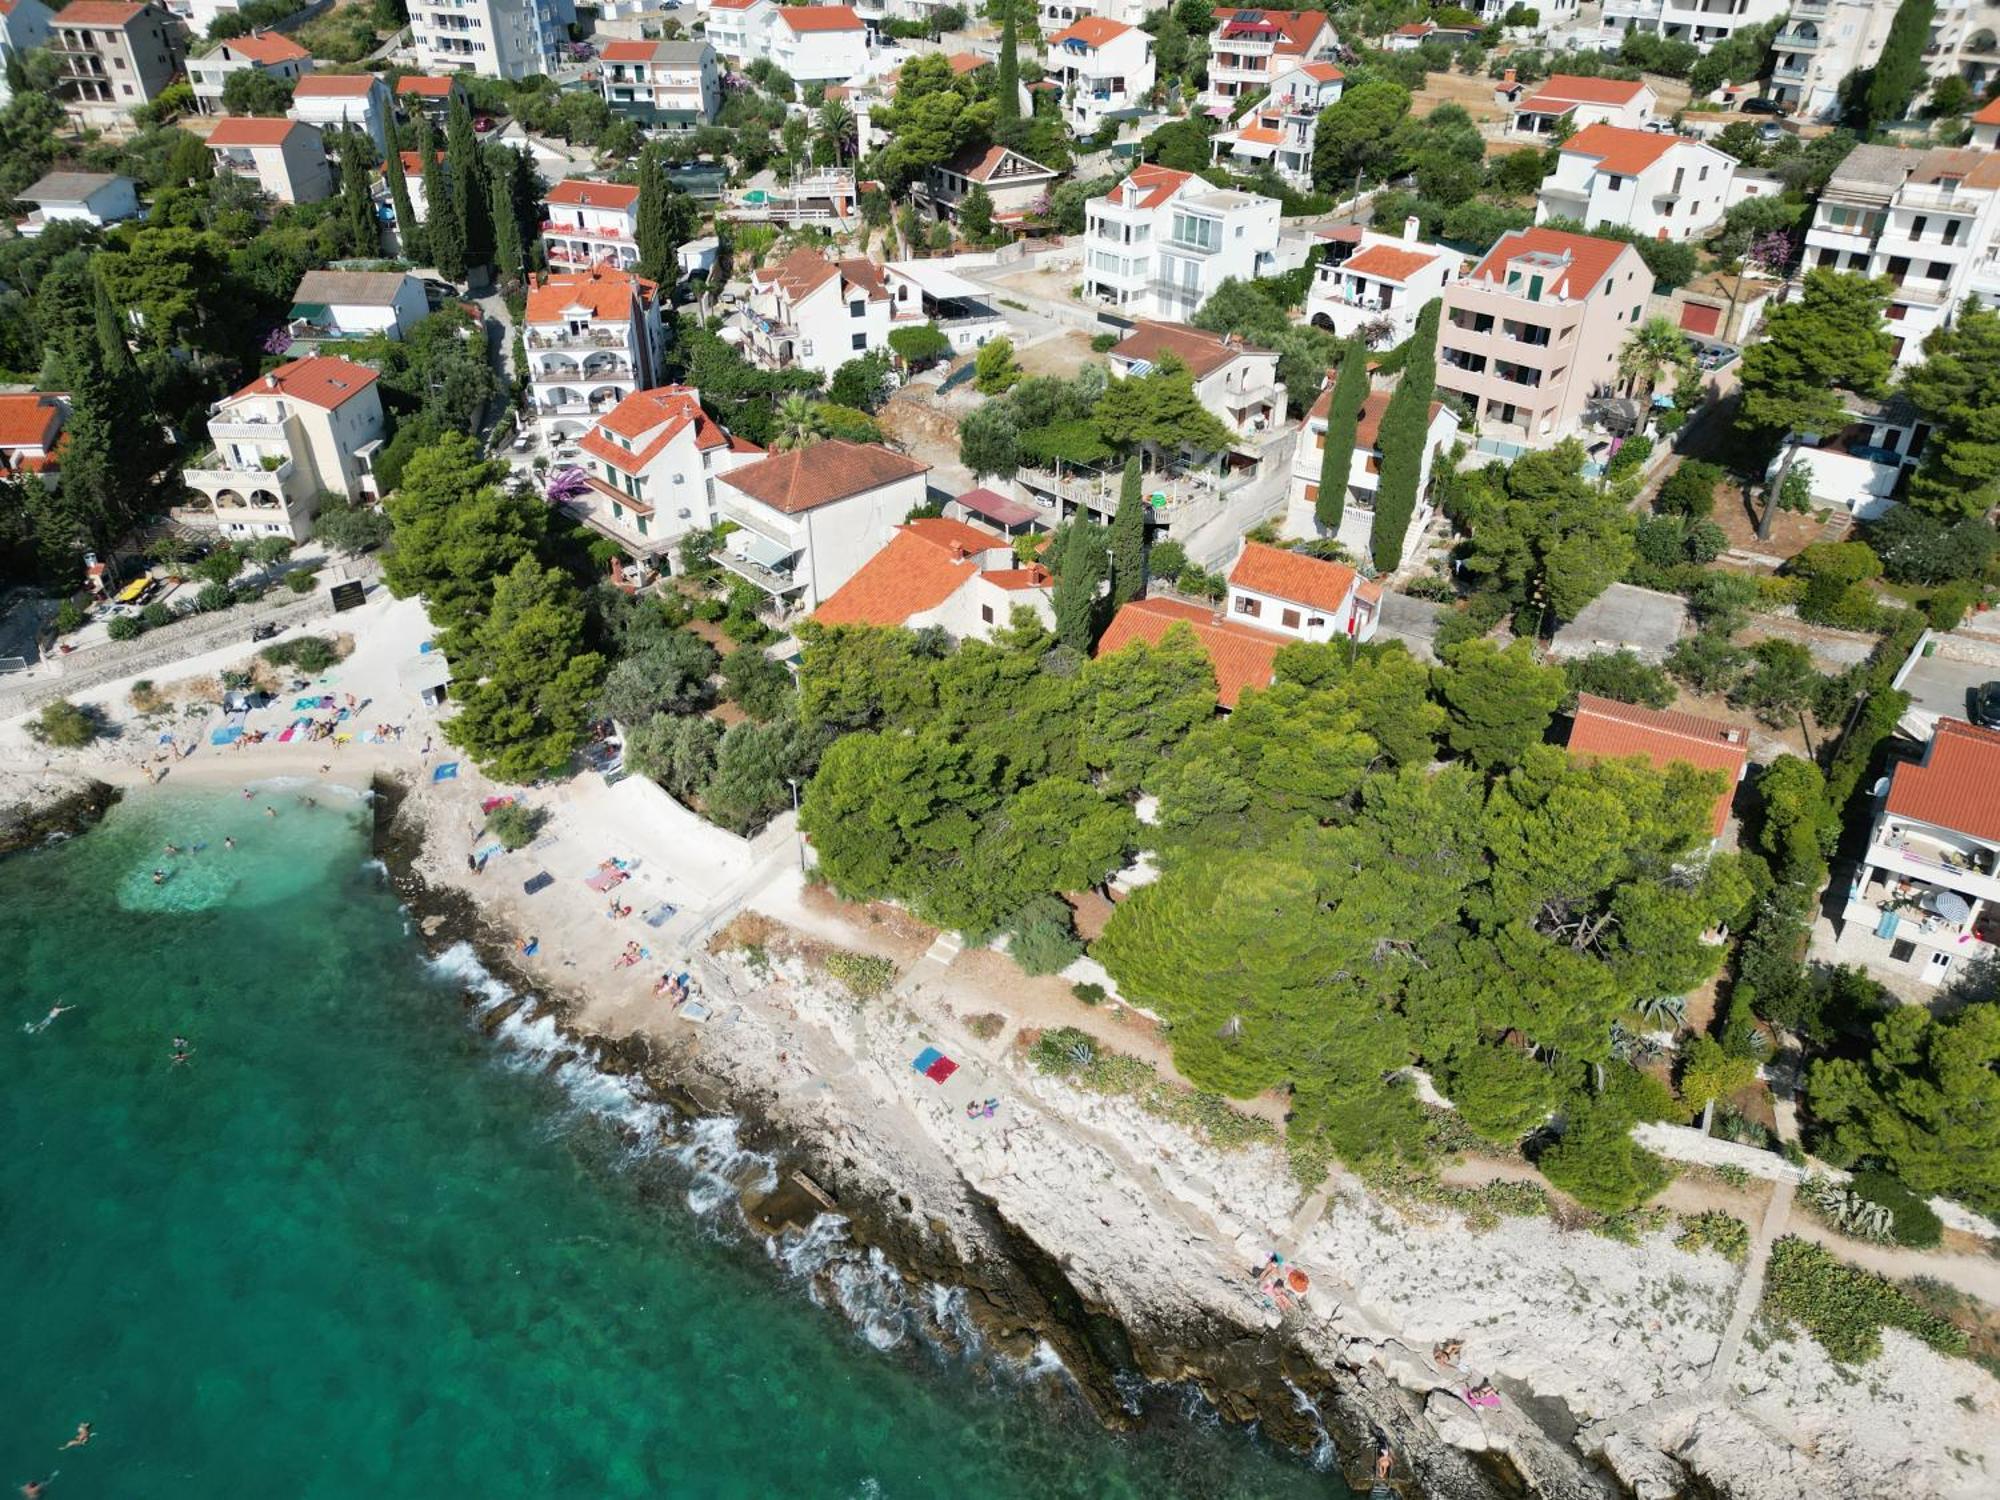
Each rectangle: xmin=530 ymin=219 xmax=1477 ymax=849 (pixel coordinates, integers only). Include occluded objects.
xmin=1896 ymin=183 xmax=1986 ymax=213
xmin=1773 ymin=27 xmax=1821 ymax=49
xmin=714 ymin=548 xmax=803 ymax=595
xmin=185 ymin=451 xmax=296 ymax=488
xmin=1772 ymin=58 xmax=1810 ymax=80
xmin=541 ymin=221 xmax=636 ymax=241
xmin=526 ymin=328 xmax=628 ymax=350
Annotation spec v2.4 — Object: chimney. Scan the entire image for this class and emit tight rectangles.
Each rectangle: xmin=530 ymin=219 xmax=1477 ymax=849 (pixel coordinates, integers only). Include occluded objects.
xmin=264 ymin=373 xmax=279 ymax=390
xmin=1404 ymin=215 xmax=1420 ymax=242
xmin=1503 ymin=68 xmax=1516 ymax=86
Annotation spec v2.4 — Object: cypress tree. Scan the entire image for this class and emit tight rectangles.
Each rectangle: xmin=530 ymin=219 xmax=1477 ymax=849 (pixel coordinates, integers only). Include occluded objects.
xmin=338 ymin=129 xmax=378 ymax=257
xmin=444 ymin=90 xmax=490 ymax=268
xmin=635 ymin=146 xmax=692 ymax=286
xmin=1314 ymin=339 xmax=1367 ymax=537
xmin=1369 ymin=300 xmax=1440 ymax=573
xmin=419 ymin=115 xmax=466 ymax=281
xmin=91 ymin=277 xmax=136 ymax=384
xmin=1108 ymin=454 xmax=1147 ymax=606
xmin=1864 ymin=0 xmax=1936 ymax=130
xmin=483 ymin=144 xmax=530 ymax=286
xmin=1052 ymin=516 xmax=1107 ymax=652
xmin=384 ymin=136 xmax=422 ymax=262
xmin=995 ymin=6 xmax=1023 ymax=147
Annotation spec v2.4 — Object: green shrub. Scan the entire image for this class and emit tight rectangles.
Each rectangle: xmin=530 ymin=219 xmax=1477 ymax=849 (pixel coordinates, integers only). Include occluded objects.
xmin=1922 ymin=580 xmax=1980 ymax=632
xmin=27 ymin=699 xmax=100 ymax=748
xmin=1007 ymin=894 xmax=1083 ymax=975
xmin=1026 ymin=1025 xmax=1276 ymax=1151
xmin=1656 ymin=459 xmax=1723 ymax=517
xmin=1090 ymin=332 xmax=1118 ymax=352
xmin=1072 ymin=981 xmax=1107 ymax=1005
xmin=195 ymin=582 xmax=234 ymax=612
xmin=1563 ymin=649 xmax=1675 ymax=709
xmin=261 ymin=635 xmax=339 ymax=673
xmin=486 ymin=802 xmax=545 ymax=851
xmin=285 ymin=569 xmax=321 ymax=595
xmin=1675 ymin=1209 xmax=1750 ymax=1262
xmin=53 ymin=599 xmax=86 ymax=634
xmin=824 ymin=949 xmax=897 ymax=1000
xmin=1849 ymin=1170 xmax=1944 ymax=1250
xmin=106 ymin=616 xmax=143 ymax=642
xmin=1607 ymin=434 xmax=1653 ymax=478
xmin=1539 ymin=1108 xmax=1674 ymax=1213
xmin=140 ymin=601 xmax=172 ymax=629
xmin=1761 ymin=1236 xmax=1965 ymax=1363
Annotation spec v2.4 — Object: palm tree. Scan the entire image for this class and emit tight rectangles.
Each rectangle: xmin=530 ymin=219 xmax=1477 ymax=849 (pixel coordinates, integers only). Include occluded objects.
xmin=771 ymin=393 xmax=821 ymax=451
xmin=816 ymin=99 xmax=854 ymax=168
xmin=1619 ymin=317 xmax=1692 ymax=401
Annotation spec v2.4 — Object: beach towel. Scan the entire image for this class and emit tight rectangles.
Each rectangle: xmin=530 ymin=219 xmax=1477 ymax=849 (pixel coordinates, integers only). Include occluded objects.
xmin=584 ymin=869 xmax=627 ymax=893
xmin=431 ymin=762 xmax=460 ymax=782
xmin=677 ymin=998 xmax=713 ymax=1024
xmin=912 ymin=1047 xmax=943 ymax=1074
xmin=157 ymin=730 xmax=176 ymax=744
xmin=210 ymin=725 xmax=245 ymax=746
xmin=473 ymin=843 xmax=503 ymax=863
xmin=293 ymin=696 xmax=318 ymax=711
xmin=522 ymin=872 xmax=554 ymax=896
xmin=278 ymin=724 xmax=299 ymax=744
xmin=642 ymin=903 xmax=677 ymax=928
xmin=911 ymin=1047 xmax=958 ymax=1084
xmin=480 ymin=795 xmax=516 ymax=815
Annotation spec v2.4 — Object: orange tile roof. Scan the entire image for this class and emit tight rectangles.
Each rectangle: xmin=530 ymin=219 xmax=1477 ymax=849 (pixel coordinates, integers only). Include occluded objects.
xmin=752 ymin=247 xmax=887 ymax=304
xmin=1049 ymin=15 xmax=1131 ymax=46
xmin=1562 ymin=122 xmax=1680 ymax=176
xmin=1096 ymin=597 xmax=1278 ymax=709
xmin=708 ymin=0 xmax=763 ymax=8
xmin=983 ymin=565 xmax=1051 ymax=591
xmin=599 ymin=39 xmax=660 ymax=61
xmin=1520 ymin=74 xmax=1648 ymax=112
xmin=1110 ymin=319 xmax=1266 ymax=378
xmin=1235 ymin=123 xmax=1283 ymax=147
xmin=778 ymin=3 xmax=861 ymax=28
xmin=1297 ymin=61 xmax=1344 ymax=81
xmin=208 ymin=116 xmax=310 ymax=147
xmin=1117 ymin=163 xmax=1192 ymax=209
xmin=721 ymin=439 xmax=928 ymax=515
xmin=223 ymin=30 xmax=310 ymax=64
xmin=576 ymin=385 xmax=749 ymax=475
xmin=226 ymin=355 xmax=379 ymax=410
xmin=0 ymin=393 xmax=64 ymax=449
xmin=397 ymin=149 xmax=446 ymax=175
xmin=1566 ymin=693 xmax=1748 ymax=836
xmin=1910 ymin=144 xmax=2000 ymax=191
xmin=524 ymin=266 xmax=653 ymax=324
xmin=1883 ymin=718 xmax=2000 ymax=844
xmin=53 ymin=1 xmax=145 ymax=23
xmin=1212 ymin=7 xmax=1331 ymax=54
xmin=293 ymin=73 xmax=380 ymax=97
xmin=1305 ymin=385 xmax=1445 ymax=449
xmin=813 ymin=525 xmax=987 ymax=627
xmin=1393 ymin=22 xmax=1432 ymax=35
xmin=946 ymin=51 xmax=990 ymax=73
xmin=396 ymin=75 xmax=457 ymax=97
xmin=1468 ymin=225 xmax=1636 ymax=301
xmin=1228 ymin=540 xmax=1356 ymax=613
xmin=1977 ymin=97 xmax=2000 ymax=126
xmin=545 ymin=179 xmax=641 ymax=211
xmin=1343 ymin=242 xmax=1443 ymax=282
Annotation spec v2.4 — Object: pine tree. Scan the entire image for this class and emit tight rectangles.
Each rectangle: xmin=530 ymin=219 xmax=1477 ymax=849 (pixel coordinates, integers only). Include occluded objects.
xmin=1314 ymin=340 xmax=1367 ymax=537
xmin=383 ymin=136 xmax=422 ymax=262
xmin=443 ymin=91 xmax=490 ymax=269
xmin=338 ymin=129 xmax=378 ymax=257
xmin=419 ymin=115 xmax=466 ymax=281
xmin=1052 ymin=517 xmax=1107 ymax=652
xmin=994 ymin=5 xmax=1023 ymax=148
xmin=1108 ymin=455 xmax=1147 ymax=606
xmin=1369 ymin=300 xmax=1440 ymax=572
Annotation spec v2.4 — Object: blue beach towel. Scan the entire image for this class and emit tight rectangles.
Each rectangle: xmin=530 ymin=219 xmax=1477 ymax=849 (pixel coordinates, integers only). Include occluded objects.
xmin=912 ymin=1047 xmax=944 ymax=1075
xmin=210 ymin=726 xmax=244 ymax=746
xmin=432 ymin=762 xmax=460 ymax=782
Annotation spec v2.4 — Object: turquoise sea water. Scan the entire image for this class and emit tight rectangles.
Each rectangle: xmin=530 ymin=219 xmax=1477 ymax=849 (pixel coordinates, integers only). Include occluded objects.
xmin=0 ymin=788 xmax=1353 ymax=1499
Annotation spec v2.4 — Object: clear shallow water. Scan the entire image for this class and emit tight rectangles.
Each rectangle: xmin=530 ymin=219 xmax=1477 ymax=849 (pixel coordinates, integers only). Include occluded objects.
xmin=0 ymin=789 xmax=1352 ymax=1499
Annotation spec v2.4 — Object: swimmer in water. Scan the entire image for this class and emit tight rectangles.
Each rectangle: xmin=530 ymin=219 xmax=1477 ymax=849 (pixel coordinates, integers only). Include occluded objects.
xmin=59 ymin=1424 xmax=90 ymax=1451
xmin=151 ymin=869 xmax=165 ymax=885
xmin=163 ymin=843 xmax=180 ymax=856
xmin=264 ymin=806 xmax=276 ymax=818
xmin=24 ymin=1003 xmax=73 ymax=1035
xmin=223 ymin=837 xmax=235 ymax=851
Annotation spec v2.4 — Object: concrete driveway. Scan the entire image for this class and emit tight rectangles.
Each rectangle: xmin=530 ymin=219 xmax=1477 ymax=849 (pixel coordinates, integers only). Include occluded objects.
xmin=1897 ymin=649 xmax=1997 ymax=727
xmin=1548 ymin=583 xmax=1689 ymax=663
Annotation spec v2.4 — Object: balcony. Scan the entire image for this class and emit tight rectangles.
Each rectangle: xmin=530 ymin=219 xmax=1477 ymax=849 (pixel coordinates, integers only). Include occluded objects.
xmin=1896 ymin=183 xmax=1987 ymax=214
xmin=717 ymin=497 xmax=801 ymax=550
xmin=526 ymin=328 xmax=629 ymax=350
xmin=1163 ymin=231 xmax=1222 ymax=255
xmin=1773 ymin=26 xmax=1821 ymax=49
xmin=1772 ymin=58 xmax=1810 ymax=80
xmin=1889 ymin=278 xmax=1953 ymax=307
xmin=541 ymin=221 xmax=637 ymax=242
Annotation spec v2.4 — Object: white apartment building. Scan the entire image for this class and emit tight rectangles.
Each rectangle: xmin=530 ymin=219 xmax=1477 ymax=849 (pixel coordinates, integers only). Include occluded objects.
xmin=1802 ymin=144 xmax=2000 ymax=365
xmin=743 ymin=247 xmax=892 ymax=376
xmin=1509 ymin=73 xmax=1657 ymax=135
xmin=883 ymin=260 xmax=1007 ymax=355
xmin=1768 ymin=0 xmax=2000 ymax=121
xmin=1106 ymin=321 xmax=1282 ymax=436
xmin=704 ymin=0 xmax=776 ymax=62
xmin=1535 ymin=124 xmax=1738 ymax=242
xmin=1036 ymin=0 xmax=1152 ymax=34
xmin=541 ymin=179 xmax=641 ymax=274
xmin=713 ymin=439 xmax=932 ymax=614
xmin=49 ymin=1 xmax=183 ymax=126
xmin=1082 ymin=165 xmax=1284 ymax=321
xmin=562 ymin=384 xmax=765 ymax=570
xmin=599 ymin=38 xmax=720 ymax=128
xmin=289 ymin=73 xmax=394 ymax=156
xmin=1600 ymin=0 xmax=1786 ymax=51
xmin=1200 ymin=7 xmax=1338 ymax=114
xmin=1224 ymin=539 xmax=1381 ymax=644
xmin=17 ymin=170 xmax=139 ymax=235
xmin=1832 ymin=719 xmax=2000 ymax=989
xmin=0 ymin=0 xmax=53 ymax=107
xmin=1436 ymin=226 xmax=1653 ymax=455
xmin=188 ymin=29 xmax=310 ymax=114
xmin=1044 ymin=17 xmax=1154 ymax=136
xmin=1285 ymin=379 xmax=1461 ymax=567
xmin=410 ymin=0 xmax=575 ymax=80
xmin=1209 ymin=60 xmax=1343 ymax=186
xmin=524 ymin=267 xmax=667 ymax=444
xmin=765 ymin=6 xmax=869 ymax=85
xmin=814 ymin=517 xmax=1055 ymax=638
xmin=1306 ymin=223 xmax=1463 ymax=346
xmin=179 ymin=357 xmax=385 ymax=541
xmin=208 ymin=117 xmax=333 ymax=205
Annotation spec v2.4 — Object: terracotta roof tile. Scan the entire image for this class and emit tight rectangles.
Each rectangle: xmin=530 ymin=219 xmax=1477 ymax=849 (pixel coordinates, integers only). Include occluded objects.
xmin=225 ymin=355 xmax=379 ymax=410
xmin=777 ymin=3 xmax=862 ymax=29
xmin=1049 ymin=15 xmax=1131 ymax=46
xmin=576 ymin=385 xmax=748 ymax=475
xmin=1883 ymin=718 xmax=2000 ymax=844
xmin=208 ymin=116 xmax=311 ymax=147
xmin=1110 ymin=319 xmax=1266 ymax=378
xmin=721 ymin=439 xmax=928 ymax=515
xmin=524 ymin=266 xmax=654 ymax=324
xmin=545 ymin=178 xmax=641 ymax=211
xmin=222 ymin=30 xmax=309 ymax=64
xmin=1227 ymin=540 xmax=1356 ymax=613
xmin=983 ymin=565 xmax=1051 ymax=591
xmin=1394 ymin=22 xmax=1432 ymax=35
xmin=1467 ymin=225 xmax=1637 ymax=301
xmin=1298 ymin=62 xmax=1344 ymax=81
xmin=396 ymin=75 xmax=458 ymax=97
xmin=1342 ymin=242 xmax=1444 ymax=282
xmin=1095 ymin=597 xmax=1277 ymax=709
xmin=1977 ymin=97 xmax=2000 ymax=126
xmin=946 ymin=51 xmax=990 ymax=73
xmin=397 ymin=149 xmax=445 ymax=175
xmin=1566 ymin=693 xmax=1748 ymax=837
xmin=812 ymin=518 xmax=1011 ymax=627
xmin=599 ymin=39 xmax=660 ymax=61
xmin=52 ymin=1 xmax=145 ymax=23
xmin=1561 ymin=122 xmax=1680 ymax=176
xmin=0 ymin=393 xmax=64 ymax=449
xmin=1211 ymin=7 xmax=1332 ymax=55
xmin=1115 ymin=163 xmax=1193 ymax=209
xmin=1522 ymin=74 xmax=1649 ymax=111
xmin=1235 ymin=123 xmax=1283 ymax=146
xmin=293 ymin=73 xmax=380 ymax=97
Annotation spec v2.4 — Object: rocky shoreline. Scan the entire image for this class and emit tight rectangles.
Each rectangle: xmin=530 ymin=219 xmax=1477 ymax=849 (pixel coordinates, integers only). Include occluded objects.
xmin=363 ymin=774 xmax=1569 ymax=1499
xmin=0 ymin=774 xmax=118 ymax=858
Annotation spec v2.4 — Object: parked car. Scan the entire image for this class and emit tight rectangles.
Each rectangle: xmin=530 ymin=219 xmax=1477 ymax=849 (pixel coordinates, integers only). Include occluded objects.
xmin=1972 ymin=680 xmax=2000 ymax=728
xmin=1740 ymin=96 xmax=1785 ymax=116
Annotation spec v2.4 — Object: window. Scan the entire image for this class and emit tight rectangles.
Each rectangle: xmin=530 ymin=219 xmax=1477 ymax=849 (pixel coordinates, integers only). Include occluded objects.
xmin=1632 ymin=305 xmax=1642 ymax=323
xmin=1281 ymin=608 xmax=1300 ymax=628
xmin=850 ymin=332 xmax=867 ymax=350
xmin=849 ymin=300 xmax=865 ymax=318
xmin=980 ymin=604 xmax=994 ymax=624
xmin=1928 ymin=261 xmax=1952 ymax=280
xmin=1912 ymin=215 xmax=1928 ymax=239
xmin=1307 ymin=616 xmax=1325 ymax=629
xmin=1234 ymin=594 xmax=1261 ymax=618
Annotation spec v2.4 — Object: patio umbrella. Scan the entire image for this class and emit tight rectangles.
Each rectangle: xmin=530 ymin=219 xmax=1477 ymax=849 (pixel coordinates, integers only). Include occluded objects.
xmin=1928 ymin=890 xmax=1973 ymax=924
